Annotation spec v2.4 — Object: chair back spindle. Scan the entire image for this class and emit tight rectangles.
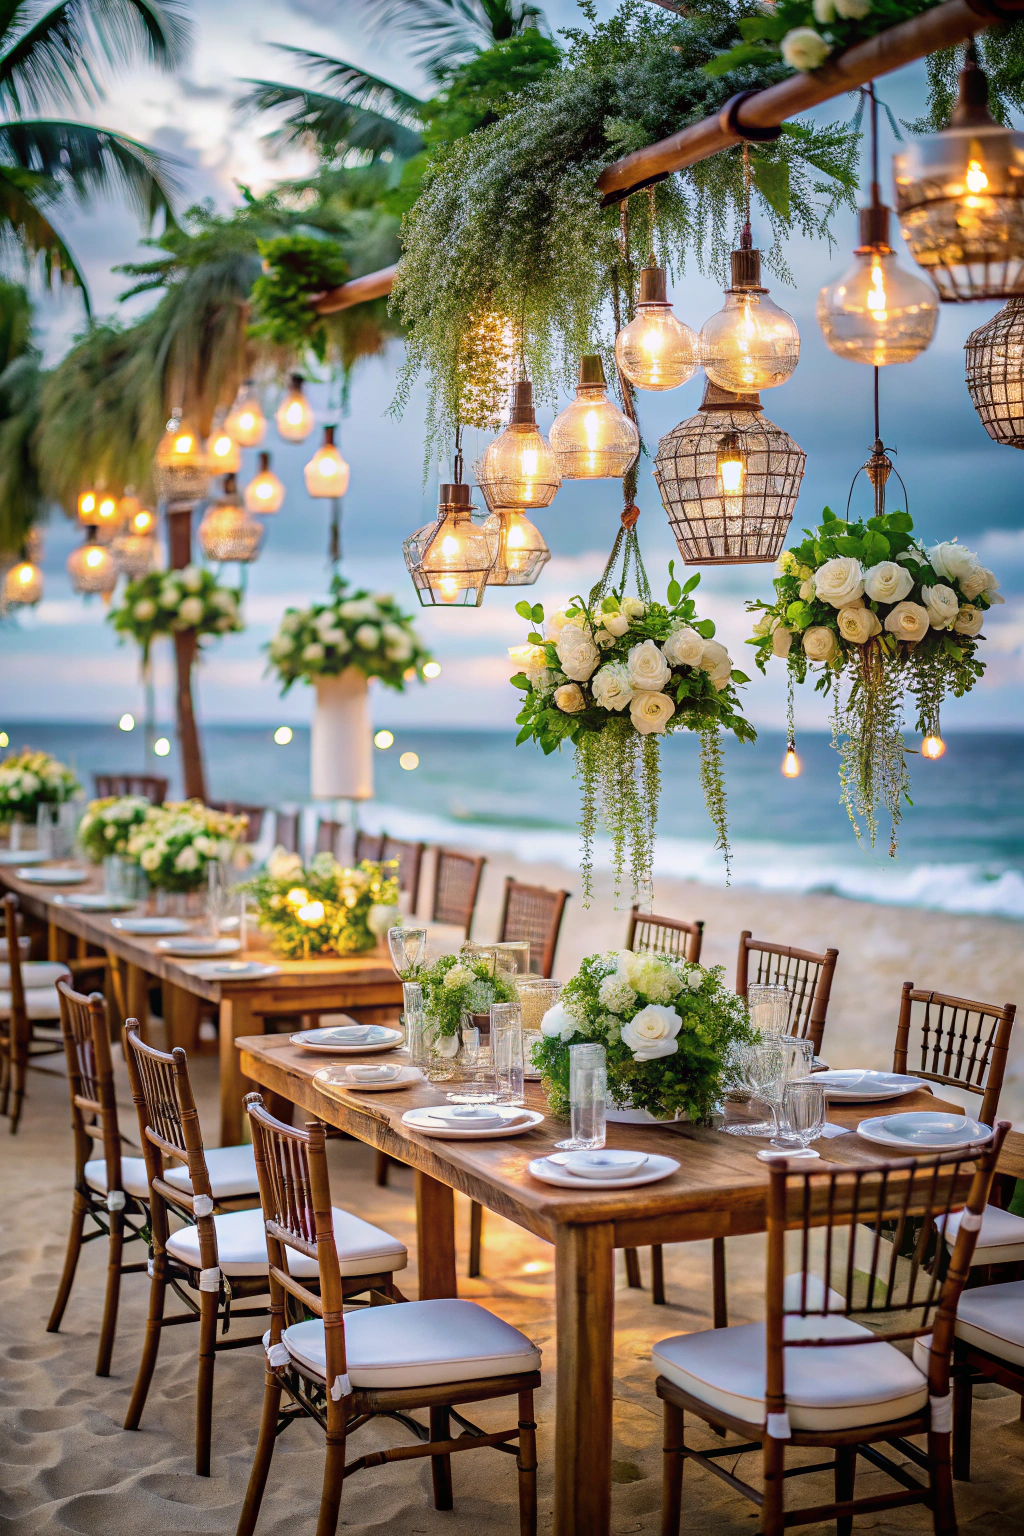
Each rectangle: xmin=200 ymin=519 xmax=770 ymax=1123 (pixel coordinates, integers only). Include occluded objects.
xmin=893 ymin=983 xmax=1015 ymax=1127
xmin=93 ymin=773 xmax=167 ymax=804
xmin=736 ymin=931 xmax=838 ymax=1054
xmin=498 ymin=877 xmax=569 ymax=976
xmin=315 ymin=819 xmax=343 ymax=857
xmin=353 ymin=829 xmax=386 ymax=865
xmin=626 ymin=907 xmax=703 ymax=964
xmin=431 ymin=848 xmax=486 ymax=939
xmin=56 ymin=977 xmax=122 ymax=1195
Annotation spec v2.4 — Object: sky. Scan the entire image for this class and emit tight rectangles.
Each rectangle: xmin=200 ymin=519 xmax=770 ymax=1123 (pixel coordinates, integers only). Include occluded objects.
xmin=2 ymin=0 xmax=1024 ymax=740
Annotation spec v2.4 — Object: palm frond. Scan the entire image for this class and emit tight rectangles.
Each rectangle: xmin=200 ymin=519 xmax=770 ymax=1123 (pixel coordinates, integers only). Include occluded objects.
xmin=0 ymin=276 xmax=32 ymax=372
xmin=0 ymin=0 xmax=190 ymax=114
xmin=358 ymin=0 xmax=546 ymax=79
xmin=238 ymin=80 xmax=423 ymax=162
xmin=0 ymin=162 xmax=88 ymax=296
xmin=0 ymin=120 xmax=181 ymax=226
xmin=0 ymin=349 xmax=45 ymax=557
xmin=247 ymin=46 xmax=424 ymax=123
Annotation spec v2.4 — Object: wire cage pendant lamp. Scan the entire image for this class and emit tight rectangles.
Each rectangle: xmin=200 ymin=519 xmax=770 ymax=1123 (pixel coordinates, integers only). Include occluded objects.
xmin=965 ymin=296 xmax=1024 ymax=446
xmin=404 ymin=479 xmax=497 ymax=607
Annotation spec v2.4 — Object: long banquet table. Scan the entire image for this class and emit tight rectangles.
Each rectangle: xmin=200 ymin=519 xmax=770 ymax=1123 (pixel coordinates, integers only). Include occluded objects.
xmin=237 ymin=1029 xmax=1024 ymax=1536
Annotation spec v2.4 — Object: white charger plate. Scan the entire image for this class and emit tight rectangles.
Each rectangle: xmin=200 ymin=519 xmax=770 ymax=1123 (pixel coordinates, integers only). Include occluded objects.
xmin=402 ymin=1106 xmax=544 ymax=1139
xmin=54 ymin=893 xmax=136 ymax=912
xmin=856 ymin=1111 xmax=994 ymax=1153
xmin=315 ymin=1064 xmax=423 ymax=1093
xmin=17 ymin=866 xmax=87 ymax=884
xmin=814 ymin=1070 xmax=922 ymax=1103
xmin=528 ymin=1152 xmax=680 ymax=1190
xmin=0 ymin=849 xmax=46 ymax=865
xmin=156 ymin=937 xmax=241 ymax=958
xmin=290 ymin=1025 xmax=404 ymax=1054
xmin=186 ymin=960 xmax=280 ymax=981
xmin=111 ymin=917 xmax=191 ymax=935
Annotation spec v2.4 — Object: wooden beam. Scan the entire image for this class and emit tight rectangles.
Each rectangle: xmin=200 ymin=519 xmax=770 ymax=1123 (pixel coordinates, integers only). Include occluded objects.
xmin=314 ymin=263 xmax=399 ymax=315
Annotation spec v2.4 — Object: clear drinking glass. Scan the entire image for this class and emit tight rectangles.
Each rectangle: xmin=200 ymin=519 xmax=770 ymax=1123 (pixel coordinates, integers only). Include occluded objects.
xmin=104 ymin=854 xmax=145 ymax=904
xmin=491 ymin=1002 xmax=525 ymax=1106
xmin=445 ymin=1020 xmax=499 ymax=1105
xmin=516 ymin=978 xmax=560 ymax=1079
xmin=722 ymin=1039 xmax=787 ymax=1137
xmin=556 ymin=1042 xmax=607 ymax=1151
xmin=403 ymin=982 xmax=427 ymax=1068
xmin=779 ymin=1080 xmax=826 ymax=1150
xmin=784 ymin=1037 xmax=815 ymax=1082
xmin=388 ymin=926 xmax=427 ymax=979
xmin=747 ymin=983 xmax=792 ymax=1037
xmin=493 ymin=940 xmax=530 ymax=977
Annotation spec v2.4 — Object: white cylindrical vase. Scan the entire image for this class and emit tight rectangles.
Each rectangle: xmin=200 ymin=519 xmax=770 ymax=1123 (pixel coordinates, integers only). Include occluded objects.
xmin=311 ymin=669 xmax=373 ymax=801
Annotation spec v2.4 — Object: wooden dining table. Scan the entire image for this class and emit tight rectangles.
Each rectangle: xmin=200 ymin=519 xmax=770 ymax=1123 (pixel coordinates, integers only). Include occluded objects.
xmin=0 ymin=861 xmax=403 ymax=1144
xmin=237 ymin=1029 xmax=1024 ymax=1536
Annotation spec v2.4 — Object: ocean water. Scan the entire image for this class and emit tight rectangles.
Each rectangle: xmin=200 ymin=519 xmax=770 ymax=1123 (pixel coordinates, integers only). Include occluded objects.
xmin=6 ymin=720 xmax=1024 ymax=921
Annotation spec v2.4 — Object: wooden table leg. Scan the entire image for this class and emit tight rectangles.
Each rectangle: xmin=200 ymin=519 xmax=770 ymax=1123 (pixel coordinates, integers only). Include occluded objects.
xmin=48 ymin=921 xmax=71 ymax=963
xmin=163 ymin=981 xmax=202 ymax=1054
xmin=125 ymin=964 xmax=150 ymax=1041
xmin=554 ymin=1222 xmax=614 ymax=1536
xmin=219 ymin=992 xmax=259 ymax=1147
xmin=414 ymin=1171 xmax=457 ymax=1300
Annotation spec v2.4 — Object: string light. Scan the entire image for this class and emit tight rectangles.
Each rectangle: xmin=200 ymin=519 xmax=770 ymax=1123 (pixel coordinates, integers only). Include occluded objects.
xmin=245 ymin=452 xmax=285 ymax=514
xmin=921 ymin=733 xmax=946 ymax=759
xmin=615 ymin=266 xmax=698 ymax=391
xmin=275 ymin=373 xmax=315 ymax=443
xmin=303 ymin=425 xmax=350 ymax=498
xmin=224 ymin=382 xmax=266 ymax=447
xmin=549 ymin=355 xmax=639 ymax=479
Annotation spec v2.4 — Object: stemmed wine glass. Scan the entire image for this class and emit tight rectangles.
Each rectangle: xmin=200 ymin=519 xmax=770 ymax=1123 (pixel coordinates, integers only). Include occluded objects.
xmin=387 ymin=926 xmax=427 ymax=979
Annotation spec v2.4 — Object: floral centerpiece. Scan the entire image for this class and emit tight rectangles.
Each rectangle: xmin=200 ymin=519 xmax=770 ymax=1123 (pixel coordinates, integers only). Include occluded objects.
xmin=243 ymin=846 xmax=400 ymax=959
xmin=0 ymin=749 xmax=79 ymax=825
xmin=510 ymin=562 xmax=755 ymax=901
xmin=127 ymin=801 xmax=248 ymax=892
xmin=77 ymin=796 xmax=152 ymax=863
xmin=266 ymin=574 xmax=432 ymax=692
xmin=420 ymin=953 xmax=518 ymax=1040
xmin=748 ymin=508 xmax=998 ymax=853
xmin=109 ymin=566 xmax=243 ymax=661
xmin=535 ymin=950 xmax=752 ymax=1122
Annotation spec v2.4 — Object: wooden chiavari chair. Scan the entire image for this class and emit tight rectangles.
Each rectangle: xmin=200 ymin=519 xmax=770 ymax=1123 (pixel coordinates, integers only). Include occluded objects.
xmin=497 ymin=877 xmax=570 ymax=977
xmin=353 ymin=828 xmax=386 ymax=863
xmin=208 ymin=801 xmax=264 ymax=841
xmin=48 ymin=978 xmax=149 ymax=1374
xmin=274 ymin=808 xmax=300 ymax=854
xmin=736 ymin=931 xmax=839 ymax=1055
xmin=381 ymin=834 xmax=425 ymax=914
xmin=950 ymin=1277 xmax=1024 ymax=1479
xmin=93 ymin=773 xmax=167 ymax=804
xmin=238 ymin=1095 xmax=540 ymax=1536
xmin=122 ymin=1022 xmax=407 ymax=1475
xmin=656 ymin=1126 xmax=1009 ymax=1536
xmin=431 ymin=848 xmax=486 ymax=940
xmin=315 ymin=818 xmax=343 ymax=856
xmin=1 ymin=893 xmax=67 ymax=1132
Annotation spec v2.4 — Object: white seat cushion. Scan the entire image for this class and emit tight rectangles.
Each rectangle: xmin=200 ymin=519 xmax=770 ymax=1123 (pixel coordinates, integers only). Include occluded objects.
xmin=85 ymin=1157 xmax=151 ymax=1200
xmin=782 ymin=1273 xmax=846 ymax=1313
xmin=915 ymin=1280 xmax=1024 ymax=1373
xmin=163 ymin=1143 xmax=260 ymax=1199
xmin=0 ymin=961 xmax=70 ymax=988
xmin=653 ymin=1315 xmax=927 ymax=1432
xmin=280 ymin=1299 xmax=541 ymax=1390
xmin=166 ymin=1205 xmax=407 ymax=1279
xmin=0 ymin=986 xmax=63 ymax=1020
xmin=938 ymin=1205 xmax=1024 ymax=1266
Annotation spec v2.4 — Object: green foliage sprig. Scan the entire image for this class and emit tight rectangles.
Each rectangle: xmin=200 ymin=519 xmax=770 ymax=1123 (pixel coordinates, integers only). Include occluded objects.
xmin=250 ymin=235 xmax=350 ymax=360
xmin=267 ymin=574 xmax=432 ymax=693
xmin=420 ymin=952 xmax=517 ymax=1039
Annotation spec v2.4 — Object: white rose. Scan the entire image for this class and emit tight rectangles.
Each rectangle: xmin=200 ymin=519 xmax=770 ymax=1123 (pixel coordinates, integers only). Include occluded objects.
xmin=381 ymin=623 xmax=405 ymax=644
xmin=837 ymin=603 xmax=882 ymax=645
xmin=927 ymin=541 xmax=978 ymax=586
xmin=621 ymin=597 xmax=646 ymax=620
xmin=314 ymin=611 xmax=338 ymax=637
xmin=596 ymin=630 xmax=616 ymax=650
xmin=367 ymin=902 xmax=400 ymax=937
xmin=835 ymin=0 xmax=870 ymax=14
xmin=815 ymin=556 xmax=865 ymax=608
xmin=599 ymin=611 xmax=630 ymax=638
xmin=863 ymin=562 xmax=913 ymax=604
xmin=280 ymin=612 xmax=302 ymax=633
xmin=700 ymin=639 xmax=733 ymax=689
xmin=269 ymin=636 xmax=294 ymax=659
xmin=178 ymin=597 xmax=204 ymax=626
xmin=540 ymin=1001 xmax=576 ymax=1042
xmin=174 ymin=845 xmax=200 ymax=872
xmin=211 ymin=589 xmax=236 ymax=613
xmin=339 ymin=599 xmax=377 ymax=621
xmin=554 ymin=683 xmax=585 ymax=713
xmin=960 ymin=565 xmax=999 ymax=602
xmin=781 ymin=26 xmax=830 ymax=69
xmin=158 ymin=584 xmax=179 ymax=608
xmin=884 ymin=601 xmax=931 ymax=643
xmin=627 ymin=639 xmax=671 ymax=691
xmin=802 ymin=626 xmax=838 ymax=662
xmin=799 ymin=578 xmax=815 ymax=601
xmin=320 ymin=627 xmax=346 ymax=646
xmin=953 ymin=604 xmax=984 ymax=637
xmin=509 ymin=644 xmax=547 ymax=680
xmin=772 ymin=626 xmax=793 ymax=658
xmin=662 ymin=627 xmax=705 ymax=667
xmin=545 ymin=610 xmax=573 ymax=641
xmin=181 ymin=565 xmax=204 ymax=593
xmin=630 ymin=691 xmax=675 ymax=735
xmin=355 ymin=624 xmax=379 ymax=649
xmin=921 ymin=583 xmax=960 ymax=630
xmin=591 ymin=662 xmax=634 ymax=712
xmin=215 ymin=616 xmax=233 ymax=631
xmin=139 ymin=847 xmax=161 ymax=871
xmin=620 ymin=1003 xmax=682 ymax=1062
xmin=302 ymin=642 xmax=325 ymax=662
xmin=813 ymin=0 xmax=835 ymax=19
xmin=267 ymin=846 xmax=303 ymax=881
xmin=556 ymin=626 xmax=600 ymax=682
xmin=133 ymin=599 xmax=156 ymax=622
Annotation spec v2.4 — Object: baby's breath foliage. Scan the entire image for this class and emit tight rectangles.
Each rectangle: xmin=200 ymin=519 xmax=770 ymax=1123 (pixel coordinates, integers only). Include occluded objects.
xmin=392 ymin=0 xmax=858 ymax=458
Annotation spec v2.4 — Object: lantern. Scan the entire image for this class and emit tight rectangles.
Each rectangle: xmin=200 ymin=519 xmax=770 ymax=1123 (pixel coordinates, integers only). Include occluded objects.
xmin=93 ymin=492 xmax=123 ymax=542
xmin=403 ymin=483 xmax=497 ymax=607
xmin=480 ymin=508 xmax=550 ymax=587
xmin=67 ymin=530 xmax=118 ymax=595
xmin=817 ymin=203 xmax=939 ymax=365
xmin=224 ymin=382 xmax=266 ymax=447
xmin=549 ymin=355 xmax=639 ymax=479
xmin=304 ymin=425 xmax=350 ymax=498
xmin=475 ymin=380 xmax=561 ymax=508
xmin=117 ymin=489 xmax=141 ymax=525
xmin=153 ymin=410 xmax=210 ymax=503
xmin=653 ymin=381 xmax=805 ymax=565
xmin=699 ymin=231 xmax=800 ymax=392
xmin=206 ymin=425 xmax=241 ymax=474
xmin=77 ymin=489 xmax=98 ymax=525
xmin=964 ymin=297 xmax=1024 ymax=447
xmin=112 ymin=503 xmax=157 ymax=577
xmin=245 ymin=452 xmax=285 ymax=514
xmin=893 ymin=45 xmax=1024 ymax=301
xmin=198 ymin=475 xmax=264 ymax=562
xmin=614 ymin=266 xmax=699 ymax=391
xmin=275 ymin=373 xmax=315 ymax=443
xmin=3 ymin=559 xmax=43 ymax=606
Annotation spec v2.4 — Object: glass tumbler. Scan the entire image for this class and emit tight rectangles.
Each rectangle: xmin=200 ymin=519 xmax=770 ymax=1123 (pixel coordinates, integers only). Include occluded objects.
xmin=780 ymin=1080 xmax=826 ymax=1150
xmin=516 ymin=978 xmax=561 ymax=1078
xmin=723 ymin=1039 xmax=787 ymax=1137
xmin=747 ymin=983 xmax=792 ymax=1037
xmin=556 ymin=1043 xmax=607 ymax=1151
xmin=403 ymin=982 xmax=427 ymax=1069
xmin=491 ymin=1002 xmax=525 ymax=1106
xmin=388 ymin=926 xmax=427 ymax=979
xmin=784 ymin=1037 xmax=815 ymax=1082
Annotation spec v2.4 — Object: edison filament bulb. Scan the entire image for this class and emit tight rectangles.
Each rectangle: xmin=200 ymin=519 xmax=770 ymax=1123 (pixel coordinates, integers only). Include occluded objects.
xmin=817 ymin=204 xmax=938 ymax=365
xmin=615 ymin=267 xmax=698 ymax=391
xmin=403 ymin=483 xmax=497 ymax=607
xmin=245 ymin=452 xmax=285 ymax=514
xmin=224 ymin=382 xmax=266 ymax=447
xmin=275 ymin=373 xmax=315 ymax=443
xmin=476 ymin=381 xmax=560 ymax=508
xmin=549 ymin=355 xmax=639 ymax=479
xmin=303 ymin=425 xmax=350 ymax=498
xmin=700 ymin=237 xmax=800 ymax=392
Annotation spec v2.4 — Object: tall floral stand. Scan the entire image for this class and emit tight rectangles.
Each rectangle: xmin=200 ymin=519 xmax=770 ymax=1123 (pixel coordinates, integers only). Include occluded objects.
xmin=311 ymin=669 xmax=374 ymax=802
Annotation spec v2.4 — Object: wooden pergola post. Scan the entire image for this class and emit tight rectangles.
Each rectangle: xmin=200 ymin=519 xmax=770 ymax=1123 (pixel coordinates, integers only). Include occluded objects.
xmin=165 ymin=501 xmax=207 ymax=803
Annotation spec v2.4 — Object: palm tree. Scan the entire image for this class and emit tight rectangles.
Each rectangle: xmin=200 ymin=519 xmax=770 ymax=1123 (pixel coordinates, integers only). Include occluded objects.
xmin=0 ymin=0 xmax=188 ymax=306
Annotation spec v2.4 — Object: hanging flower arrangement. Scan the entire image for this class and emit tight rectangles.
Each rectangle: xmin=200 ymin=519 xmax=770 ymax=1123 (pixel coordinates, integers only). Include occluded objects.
xmin=0 ymin=749 xmax=79 ymax=824
xmin=127 ymin=802 xmax=249 ymax=892
xmin=109 ymin=566 xmax=243 ymax=662
xmin=534 ymin=950 xmax=752 ymax=1122
xmin=266 ymin=576 xmax=432 ymax=692
xmin=748 ymin=506 xmax=999 ymax=853
xmin=510 ymin=520 xmax=755 ymax=903
xmin=77 ymin=796 xmax=153 ymax=863
xmin=243 ymin=847 xmax=399 ymax=959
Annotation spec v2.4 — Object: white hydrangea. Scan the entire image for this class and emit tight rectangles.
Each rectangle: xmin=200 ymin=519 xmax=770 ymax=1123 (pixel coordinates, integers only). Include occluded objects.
xmin=598 ymin=975 xmax=637 ymax=1015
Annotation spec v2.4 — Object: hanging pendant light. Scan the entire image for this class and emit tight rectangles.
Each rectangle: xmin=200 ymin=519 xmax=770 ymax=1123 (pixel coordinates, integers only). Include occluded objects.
xmin=818 ymin=204 xmax=939 ymax=365
xmin=245 ymin=451 xmax=285 ymax=514
xmin=781 ymin=740 xmax=802 ymax=778
xmin=93 ymin=491 xmax=123 ymax=543
xmin=480 ymin=508 xmax=550 ymax=587
xmin=199 ymin=474 xmax=264 ymax=562
xmin=67 ymin=529 xmax=119 ymax=596
xmin=964 ymin=297 xmax=1024 ymax=446
xmin=77 ymin=488 xmax=98 ymax=526
xmin=304 ymin=425 xmax=350 ymax=498
xmin=275 ymin=373 xmax=315 ymax=443
xmin=403 ymin=483 xmax=497 ymax=607
xmin=3 ymin=558 xmax=43 ymax=606
xmin=113 ymin=503 xmax=157 ymax=577
xmin=700 ymin=228 xmax=800 ymax=392
xmin=475 ymin=380 xmax=561 ymax=509
xmin=224 ymin=381 xmax=266 ymax=447
xmin=206 ymin=423 xmax=241 ymax=474
xmin=550 ymin=355 xmax=639 ymax=479
xmin=893 ymin=43 xmax=1024 ymax=301
xmin=653 ymin=380 xmax=805 ymax=565
xmin=153 ymin=410 xmax=210 ymax=503
xmin=615 ymin=267 xmax=699 ymax=391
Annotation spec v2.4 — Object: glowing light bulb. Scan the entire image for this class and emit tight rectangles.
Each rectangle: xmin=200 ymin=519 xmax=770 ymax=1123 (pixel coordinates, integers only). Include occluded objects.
xmin=303 ymin=427 xmax=350 ymax=498
xmin=616 ymin=268 xmax=699 ymax=391
xmin=297 ymin=900 xmax=326 ymax=925
xmin=549 ymin=356 xmax=639 ymax=480
xmin=224 ymin=383 xmax=266 ymax=448
xmin=206 ymin=429 xmax=240 ymax=473
xmin=374 ymin=730 xmax=394 ymax=749
xmin=716 ymin=432 xmax=747 ymax=501
xmin=441 ymin=534 xmax=460 ymax=558
xmin=3 ymin=560 xmax=43 ymax=605
xmin=275 ymin=374 xmax=314 ymax=443
xmin=423 ymin=662 xmax=442 ymax=678
xmin=119 ymin=713 xmax=135 ymax=731
xmin=439 ymin=575 xmax=460 ymax=602
xmin=966 ymin=159 xmax=988 ymax=194
xmin=132 ymin=509 xmax=155 ymax=535
xmin=817 ymin=205 xmax=938 ymax=367
xmin=700 ymin=240 xmax=800 ymax=392
xmin=403 ymin=484 xmax=496 ymax=607
xmin=17 ymin=564 xmax=33 ymax=585
xmin=154 ymin=411 xmax=209 ymax=501
xmin=921 ymin=734 xmax=946 ymax=760
xmin=154 ymin=737 xmax=171 ymax=757
xmin=475 ymin=382 xmax=560 ymax=509
xmin=244 ymin=452 xmax=285 ymax=514
xmin=782 ymin=745 xmax=801 ymax=778
xmin=274 ymin=726 xmax=292 ymax=745
xmin=77 ymin=490 xmax=97 ymax=524
xmin=285 ymin=887 xmax=310 ymax=908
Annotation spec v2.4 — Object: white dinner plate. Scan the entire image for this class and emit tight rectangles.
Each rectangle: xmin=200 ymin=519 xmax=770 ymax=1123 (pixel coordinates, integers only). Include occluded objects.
xmin=290 ymin=1025 xmax=404 ymax=1054
xmin=315 ymin=1064 xmax=424 ymax=1093
xmin=402 ymin=1106 xmax=544 ymax=1139
xmin=813 ymin=1070 xmax=922 ymax=1103
xmin=156 ymin=937 xmax=241 ymax=958
xmin=17 ymin=866 xmax=87 ymax=884
xmin=0 ymin=849 xmax=47 ymax=865
xmin=528 ymin=1152 xmax=680 ymax=1190
xmin=856 ymin=1111 xmax=994 ymax=1153
xmin=111 ymin=917 xmax=191 ymax=935
xmin=185 ymin=960 xmax=280 ymax=981
xmin=53 ymin=893 xmax=136 ymax=912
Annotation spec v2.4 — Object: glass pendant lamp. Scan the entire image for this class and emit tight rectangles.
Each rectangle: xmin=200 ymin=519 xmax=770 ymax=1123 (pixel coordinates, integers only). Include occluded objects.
xmin=403 ymin=483 xmax=497 ymax=607
xmin=700 ymin=229 xmax=800 ymax=392
xmin=244 ymin=452 xmax=285 ymax=514
xmin=77 ymin=488 xmax=98 ymax=525
xmin=67 ymin=529 xmax=119 ymax=595
xmin=481 ymin=507 xmax=551 ymax=587
xmin=206 ymin=423 xmax=241 ymax=474
xmin=965 ymin=296 xmax=1024 ymax=446
xmin=199 ymin=474 xmax=264 ymax=562
xmin=303 ymin=425 xmax=350 ymax=498
xmin=3 ymin=558 xmax=43 ymax=606
xmin=275 ymin=373 xmax=315 ymax=443
xmin=92 ymin=492 xmax=123 ymax=542
xmin=476 ymin=380 xmax=560 ymax=508
xmin=615 ymin=267 xmax=699 ymax=391
xmin=153 ymin=410 xmax=210 ymax=503
xmin=818 ymin=202 xmax=939 ymax=365
xmin=549 ymin=355 xmax=639 ymax=479
xmin=224 ymin=381 xmax=266 ymax=447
